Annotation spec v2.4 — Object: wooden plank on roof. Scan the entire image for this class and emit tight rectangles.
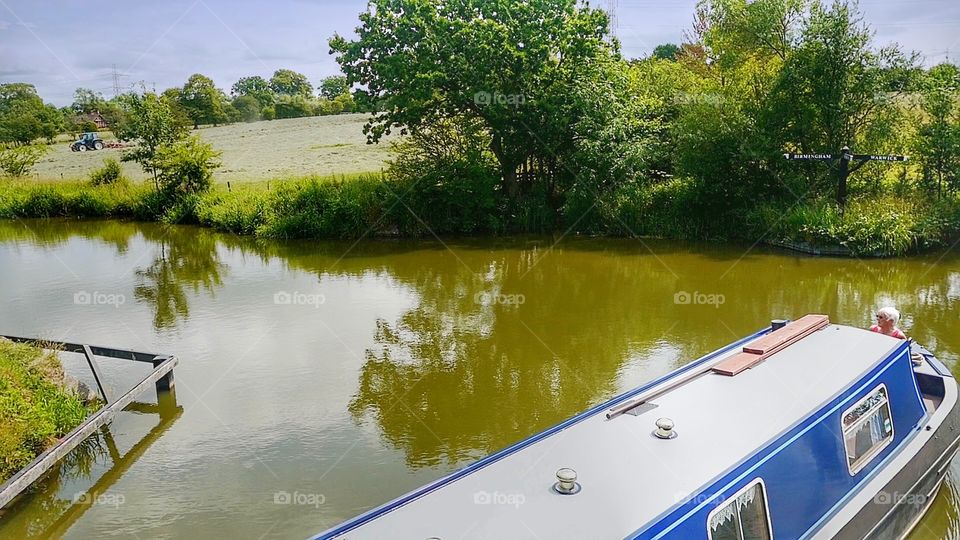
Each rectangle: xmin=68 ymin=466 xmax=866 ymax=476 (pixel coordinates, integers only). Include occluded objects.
xmin=711 ymin=314 xmax=830 ymax=376
xmin=743 ymin=314 xmax=829 ymax=354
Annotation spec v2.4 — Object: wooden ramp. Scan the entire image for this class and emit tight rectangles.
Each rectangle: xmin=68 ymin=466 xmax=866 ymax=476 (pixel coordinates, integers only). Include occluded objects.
xmin=712 ymin=315 xmax=830 ymax=376
xmin=0 ymin=336 xmax=177 ymax=509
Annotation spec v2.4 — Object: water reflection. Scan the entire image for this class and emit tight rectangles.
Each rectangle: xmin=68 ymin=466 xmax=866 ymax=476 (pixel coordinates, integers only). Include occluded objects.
xmin=346 ymin=250 xmax=692 ymax=467
xmin=133 ymin=229 xmax=226 ymax=330
xmin=1 ymin=220 xmax=960 ymax=538
xmin=0 ymin=390 xmax=181 ymax=538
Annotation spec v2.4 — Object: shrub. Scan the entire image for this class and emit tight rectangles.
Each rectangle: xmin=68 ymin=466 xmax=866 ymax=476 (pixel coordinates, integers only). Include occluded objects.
xmin=78 ymin=120 xmax=99 ymax=133
xmin=89 ymin=157 xmax=126 ymax=185
xmin=754 ymin=196 xmax=960 ymax=256
xmin=0 ymin=144 xmax=48 ymax=177
xmin=154 ymin=135 xmax=222 ymax=198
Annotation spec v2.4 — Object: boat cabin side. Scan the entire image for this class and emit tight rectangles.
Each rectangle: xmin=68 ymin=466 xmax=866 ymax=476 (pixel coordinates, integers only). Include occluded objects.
xmin=633 ymin=338 xmax=933 ymax=540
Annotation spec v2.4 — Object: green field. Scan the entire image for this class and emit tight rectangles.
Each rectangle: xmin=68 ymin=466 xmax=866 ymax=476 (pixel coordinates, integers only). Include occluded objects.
xmin=30 ymin=113 xmax=396 ymax=184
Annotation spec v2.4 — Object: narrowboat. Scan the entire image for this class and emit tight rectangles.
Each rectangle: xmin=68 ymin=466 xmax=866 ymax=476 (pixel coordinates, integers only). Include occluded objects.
xmin=312 ymin=315 xmax=960 ymax=539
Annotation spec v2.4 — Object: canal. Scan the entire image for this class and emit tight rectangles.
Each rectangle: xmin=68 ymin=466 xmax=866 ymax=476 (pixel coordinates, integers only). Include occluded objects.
xmin=0 ymin=219 xmax=958 ymax=539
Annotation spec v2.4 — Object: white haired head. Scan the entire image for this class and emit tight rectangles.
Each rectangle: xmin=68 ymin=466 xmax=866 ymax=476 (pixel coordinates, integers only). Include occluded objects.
xmin=876 ymin=306 xmax=900 ymax=326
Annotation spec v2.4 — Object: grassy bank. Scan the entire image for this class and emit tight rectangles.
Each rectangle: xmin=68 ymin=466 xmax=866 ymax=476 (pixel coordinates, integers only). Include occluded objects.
xmin=0 ymin=339 xmax=95 ymax=483
xmin=1 ymin=176 xmax=958 ymax=256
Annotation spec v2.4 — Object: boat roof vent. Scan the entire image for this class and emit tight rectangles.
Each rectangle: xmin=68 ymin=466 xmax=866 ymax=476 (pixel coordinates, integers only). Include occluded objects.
xmin=711 ymin=314 xmax=829 ymax=377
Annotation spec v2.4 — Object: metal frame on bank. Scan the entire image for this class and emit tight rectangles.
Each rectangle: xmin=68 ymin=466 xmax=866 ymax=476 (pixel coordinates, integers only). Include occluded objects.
xmin=0 ymin=335 xmax=177 ymax=509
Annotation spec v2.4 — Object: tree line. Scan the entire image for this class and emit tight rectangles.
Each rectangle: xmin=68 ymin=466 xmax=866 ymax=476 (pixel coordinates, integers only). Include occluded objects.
xmin=331 ymin=0 xmax=960 ymax=246
xmin=0 ymin=68 xmax=362 ymax=145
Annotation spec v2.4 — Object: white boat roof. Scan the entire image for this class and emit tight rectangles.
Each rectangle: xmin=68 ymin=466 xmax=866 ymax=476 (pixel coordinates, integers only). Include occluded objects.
xmin=326 ymin=324 xmax=903 ymax=539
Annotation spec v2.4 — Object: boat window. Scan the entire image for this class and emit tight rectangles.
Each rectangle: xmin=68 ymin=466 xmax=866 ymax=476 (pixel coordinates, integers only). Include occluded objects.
xmin=708 ymin=479 xmax=773 ymax=540
xmin=842 ymin=384 xmax=894 ymax=475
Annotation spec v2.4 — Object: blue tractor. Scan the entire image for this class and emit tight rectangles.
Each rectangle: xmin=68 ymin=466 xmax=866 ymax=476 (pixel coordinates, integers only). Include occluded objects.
xmin=70 ymin=132 xmax=105 ymax=152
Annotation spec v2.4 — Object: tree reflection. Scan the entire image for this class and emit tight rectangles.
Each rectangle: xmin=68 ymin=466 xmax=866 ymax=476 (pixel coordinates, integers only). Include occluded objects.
xmin=348 ymin=247 xmax=685 ymax=468
xmin=134 ymin=227 xmax=225 ymax=330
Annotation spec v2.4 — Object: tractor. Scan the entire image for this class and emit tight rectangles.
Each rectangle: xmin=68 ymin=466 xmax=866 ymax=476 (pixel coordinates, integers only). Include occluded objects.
xmin=71 ymin=132 xmax=105 ymax=152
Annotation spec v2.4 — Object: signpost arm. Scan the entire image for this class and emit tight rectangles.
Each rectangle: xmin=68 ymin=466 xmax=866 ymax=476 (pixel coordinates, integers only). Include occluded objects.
xmin=849 ymin=158 xmax=870 ymax=175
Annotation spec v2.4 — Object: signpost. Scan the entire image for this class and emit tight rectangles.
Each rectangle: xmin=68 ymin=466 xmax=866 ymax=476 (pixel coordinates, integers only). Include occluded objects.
xmin=784 ymin=146 xmax=908 ymax=206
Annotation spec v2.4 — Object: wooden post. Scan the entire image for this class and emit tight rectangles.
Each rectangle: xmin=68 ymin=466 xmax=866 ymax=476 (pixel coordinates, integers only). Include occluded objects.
xmin=153 ymin=355 xmax=175 ymax=392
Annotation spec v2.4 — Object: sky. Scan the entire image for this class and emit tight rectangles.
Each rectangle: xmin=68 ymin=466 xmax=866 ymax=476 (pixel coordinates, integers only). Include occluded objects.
xmin=1 ymin=0 xmax=959 ymax=106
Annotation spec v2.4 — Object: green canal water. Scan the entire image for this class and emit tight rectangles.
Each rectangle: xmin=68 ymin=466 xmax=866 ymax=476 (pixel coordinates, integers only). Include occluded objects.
xmin=0 ymin=218 xmax=958 ymax=539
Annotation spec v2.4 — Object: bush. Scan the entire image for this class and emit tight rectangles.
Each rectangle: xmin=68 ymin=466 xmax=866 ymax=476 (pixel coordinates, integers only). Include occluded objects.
xmin=754 ymin=196 xmax=959 ymax=255
xmin=78 ymin=120 xmax=99 ymax=133
xmin=601 ymin=177 xmax=704 ymax=239
xmin=89 ymin=157 xmax=126 ymax=185
xmin=0 ymin=144 xmax=48 ymax=177
xmin=154 ymin=135 xmax=222 ymax=198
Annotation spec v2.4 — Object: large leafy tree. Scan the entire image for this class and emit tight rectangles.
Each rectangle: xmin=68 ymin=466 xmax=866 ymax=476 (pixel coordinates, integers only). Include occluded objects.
xmin=913 ymin=63 xmax=960 ymax=198
xmin=113 ymin=91 xmax=189 ymax=185
xmin=330 ymin=0 xmax=614 ymax=197
xmin=269 ymin=69 xmax=312 ymax=97
xmin=671 ymin=0 xmax=807 ymax=219
xmin=71 ymin=88 xmax=108 ymax=114
xmin=0 ymin=83 xmax=62 ymax=144
xmin=231 ymin=75 xmax=275 ymax=107
xmin=180 ymin=74 xmax=228 ymax=128
xmin=318 ymin=75 xmax=349 ymax=100
xmin=764 ymin=0 xmax=915 ymax=205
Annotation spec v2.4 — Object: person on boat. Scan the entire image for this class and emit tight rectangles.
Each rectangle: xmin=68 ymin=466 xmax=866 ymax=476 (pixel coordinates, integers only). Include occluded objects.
xmin=870 ymin=307 xmax=906 ymax=339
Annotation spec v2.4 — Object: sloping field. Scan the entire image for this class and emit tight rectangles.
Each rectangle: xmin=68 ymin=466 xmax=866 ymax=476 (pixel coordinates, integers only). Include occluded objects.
xmin=30 ymin=113 xmax=396 ymax=184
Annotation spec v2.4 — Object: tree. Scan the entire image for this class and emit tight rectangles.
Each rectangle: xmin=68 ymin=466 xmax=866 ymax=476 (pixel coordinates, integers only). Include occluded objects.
xmin=764 ymin=1 xmax=914 ymax=205
xmin=318 ymin=75 xmax=349 ymax=100
xmin=652 ymin=43 xmax=680 ymax=61
xmin=269 ymin=69 xmax=312 ymax=97
xmin=113 ymin=91 xmax=189 ymax=186
xmin=274 ymin=95 xmax=315 ymax=119
xmin=154 ymin=135 xmax=222 ymax=197
xmin=231 ymin=76 xmax=274 ymax=107
xmin=179 ymin=74 xmax=229 ymax=128
xmin=232 ymin=95 xmax=261 ymax=122
xmin=71 ymin=88 xmax=107 ymax=114
xmin=0 ymin=83 xmax=63 ymax=144
xmin=330 ymin=0 xmax=615 ymax=198
xmin=913 ymin=63 xmax=960 ymax=198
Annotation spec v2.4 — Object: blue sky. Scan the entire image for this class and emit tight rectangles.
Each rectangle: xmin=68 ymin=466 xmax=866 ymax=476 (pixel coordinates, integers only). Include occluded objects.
xmin=1 ymin=0 xmax=958 ymax=106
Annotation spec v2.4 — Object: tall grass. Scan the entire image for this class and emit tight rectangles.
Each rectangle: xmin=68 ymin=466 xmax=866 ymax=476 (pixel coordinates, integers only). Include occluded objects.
xmin=0 ymin=339 xmax=95 ymax=482
xmin=1 ymin=176 xmax=957 ymax=255
xmin=751 ymin=196 xmax=959 ymax=255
